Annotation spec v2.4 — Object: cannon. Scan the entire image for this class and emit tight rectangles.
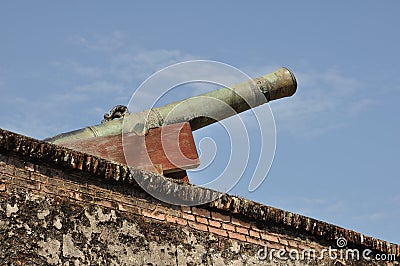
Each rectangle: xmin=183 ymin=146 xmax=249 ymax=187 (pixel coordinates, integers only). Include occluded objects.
xmin=45 ymin=67 xmax=297 ymax=144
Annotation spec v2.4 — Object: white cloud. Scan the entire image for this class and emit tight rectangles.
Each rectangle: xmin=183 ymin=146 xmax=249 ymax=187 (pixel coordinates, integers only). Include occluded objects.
xmin=52 ymin=60 xmax=104 ymax=78
xmin=74 ymin=80 xmax=124 ymax=94
xmin=109 ymin=49 xmax=201 ymax=82
xmin=0 ymin=32 xmax=203 ymax=139
xmin=69 ymin=31 xmax=127 ymax=51
xmin=269 ymin=68 xmax=375 ymax=137
xmin=352 ymin=212 xmax=386 ymax=223
xmin=270 ymin=196 xmax=340 ymax=217
xmin=0 ymin=31 xmax=378 ymax=141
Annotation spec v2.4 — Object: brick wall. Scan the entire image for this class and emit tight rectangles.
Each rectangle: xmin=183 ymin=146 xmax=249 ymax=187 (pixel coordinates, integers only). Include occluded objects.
xmin=0 ymin=152 xmax=398 ymax=265
xmin=0 ymin=128 xmax=399 ymax=265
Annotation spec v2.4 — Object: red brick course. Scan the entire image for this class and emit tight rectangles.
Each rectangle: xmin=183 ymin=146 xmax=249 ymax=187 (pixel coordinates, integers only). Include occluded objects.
xmin=228 ymin=231 xmax=247 ymax=242
xmin=222 ymin=223 xmax=235 ymax=231
xmin=0 ymin=163 xmax=14 ymax=176
xmin=209 ymin=226 xmax=228 ymax=237
xmin=231 ymin=217 xmax=251 ymax=228
xmin=195 ymin=216 xmax=208 ymax=225
xmin=181 ymin=206 xmax=191 ymax=213
xmin=182 ymin=213 xmax=195 ymax=221
xmin=142 ymin=210 xmax=165 ymax=221
xmin=208 ymin=220 xmax=221 ymax=228
xmin=249 ymin=230 xmax=260 ymax=238
xmin=30 ymin=172 xmax=48 ymax=183
xmin=192 ymin=207 xmax=210 ymax=218
xmin=121 ymin=204 xmax=141 ymax=215
xmin=288 ymin=240 xmax=299 ymax=248
xmin=279 ymin=238 xmax=289 ymax=246
xmin=211 ymin=211 xmax=230 ymax=223
xmin=235 ymin=226 xmax=249 ymax=235
xmin=260 ymin=233 xmax=279 ymax=244
xmin=188 ymin=221 xmax=208 ymax=232
xmin=246 ymin=236 xmax=265 ymax=246
xmin=166 ymin=215 xmax=188 ymax=226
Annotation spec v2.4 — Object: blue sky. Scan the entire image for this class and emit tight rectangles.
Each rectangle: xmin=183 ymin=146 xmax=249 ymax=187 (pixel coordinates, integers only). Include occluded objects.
xmin=0 ymin=2 xmax=399 ymax=243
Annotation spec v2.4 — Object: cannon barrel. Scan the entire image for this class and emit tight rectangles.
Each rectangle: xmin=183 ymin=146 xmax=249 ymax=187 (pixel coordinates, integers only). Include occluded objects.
xmin=45 ymin=67 xmax=297 ymax=144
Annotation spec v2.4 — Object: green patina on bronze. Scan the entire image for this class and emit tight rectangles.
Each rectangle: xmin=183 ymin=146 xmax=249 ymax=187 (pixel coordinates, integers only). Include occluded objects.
xmin=45 ymin=67 xmax=297 ymax=144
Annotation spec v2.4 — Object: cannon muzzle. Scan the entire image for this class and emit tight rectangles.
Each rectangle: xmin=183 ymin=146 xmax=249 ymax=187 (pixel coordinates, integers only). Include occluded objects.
xmin=45 ymin=67 xmax=297 ymax=144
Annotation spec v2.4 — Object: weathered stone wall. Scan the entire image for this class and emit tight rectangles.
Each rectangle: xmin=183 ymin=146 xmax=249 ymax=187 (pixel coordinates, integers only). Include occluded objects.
xmin=0 ymin=154 xmax=272 ymax=265
xmin=1 ymin=186 xmax=263 ymax=265
xmin=0 ymin=154 xmax=398 ymax=265
xmin=0 ymin=128 xmax=399 ymax=265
